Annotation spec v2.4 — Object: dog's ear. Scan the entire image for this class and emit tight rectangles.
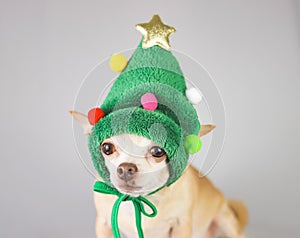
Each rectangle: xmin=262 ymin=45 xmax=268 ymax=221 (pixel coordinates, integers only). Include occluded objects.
xmin=69 ymin=110 xmax=92 ymax=135
xmin=198 ymin=124 xmax=216 ymax=137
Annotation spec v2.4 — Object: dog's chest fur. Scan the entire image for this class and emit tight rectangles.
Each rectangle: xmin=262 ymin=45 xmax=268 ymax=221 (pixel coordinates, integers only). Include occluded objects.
xmin=94 ymin=192 xmax=183 ymax=238
xmin=120 ymin=199 xmax=175 ymax=237
xmin=94 ymin=166 xmax=225 ymax=238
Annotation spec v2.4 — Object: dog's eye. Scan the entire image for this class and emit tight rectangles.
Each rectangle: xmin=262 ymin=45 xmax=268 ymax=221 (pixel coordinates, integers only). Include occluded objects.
xmin=150 ymin=146 xmax=166 ymax=157
xmin=101 ymin=143 xmax=115 ymax=155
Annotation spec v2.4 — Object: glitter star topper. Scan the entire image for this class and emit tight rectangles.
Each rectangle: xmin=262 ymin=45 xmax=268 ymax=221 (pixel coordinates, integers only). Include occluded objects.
xmin=136 ymin=14 xmax=176 ymax=51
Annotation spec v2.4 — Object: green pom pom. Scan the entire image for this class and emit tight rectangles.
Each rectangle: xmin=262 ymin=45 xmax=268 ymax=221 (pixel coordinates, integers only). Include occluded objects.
xmin=184 ymin=135 xmax=202 ymax=154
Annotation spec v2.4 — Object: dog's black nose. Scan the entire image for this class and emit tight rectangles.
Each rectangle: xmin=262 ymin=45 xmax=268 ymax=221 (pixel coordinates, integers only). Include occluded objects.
xmin=117 ymin=163 xmax=138 ymax=181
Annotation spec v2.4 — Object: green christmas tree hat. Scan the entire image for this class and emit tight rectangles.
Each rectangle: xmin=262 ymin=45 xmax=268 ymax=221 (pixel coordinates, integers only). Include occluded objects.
xmin=88 ymin=14 xmax=203 ymax=189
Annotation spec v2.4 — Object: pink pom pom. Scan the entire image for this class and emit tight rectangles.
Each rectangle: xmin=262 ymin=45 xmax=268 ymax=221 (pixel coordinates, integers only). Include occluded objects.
xmin=141 ymin=93 xmax=158 ymax=111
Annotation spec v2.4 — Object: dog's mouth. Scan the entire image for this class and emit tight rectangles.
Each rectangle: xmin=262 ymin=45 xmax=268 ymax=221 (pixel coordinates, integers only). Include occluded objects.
xmin=118 ymin=184 xmax=143 ymax=193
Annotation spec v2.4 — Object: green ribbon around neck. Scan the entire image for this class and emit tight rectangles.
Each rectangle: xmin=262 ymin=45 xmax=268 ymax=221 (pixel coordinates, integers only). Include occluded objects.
xmin=94 ymin=181 xmax=158 ymax=238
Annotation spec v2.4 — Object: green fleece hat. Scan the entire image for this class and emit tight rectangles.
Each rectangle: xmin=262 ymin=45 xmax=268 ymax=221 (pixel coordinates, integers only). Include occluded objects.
xmin=88 ymin=15 xmax=201 ymax=189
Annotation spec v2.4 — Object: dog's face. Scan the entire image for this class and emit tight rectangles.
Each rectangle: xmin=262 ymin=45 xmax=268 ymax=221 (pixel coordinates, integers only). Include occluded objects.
xmin=70 ymin=110 xmax=215 ymax=196
xmin=100 ymin=134 xmax=170 ymax=196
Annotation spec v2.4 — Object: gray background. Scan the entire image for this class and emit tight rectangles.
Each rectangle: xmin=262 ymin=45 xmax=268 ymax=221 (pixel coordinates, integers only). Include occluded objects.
xmin=1 ymin=0 xmax=300 ymax=237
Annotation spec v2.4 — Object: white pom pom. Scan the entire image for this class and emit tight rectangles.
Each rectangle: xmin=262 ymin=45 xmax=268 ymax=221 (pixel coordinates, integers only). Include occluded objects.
xmin=186 ymin=87 xmax=203 ymax=105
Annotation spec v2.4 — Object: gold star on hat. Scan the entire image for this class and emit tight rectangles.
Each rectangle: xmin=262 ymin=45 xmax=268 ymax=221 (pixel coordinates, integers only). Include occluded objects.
xmin=136 ymin=14 xmax=176 ymax=51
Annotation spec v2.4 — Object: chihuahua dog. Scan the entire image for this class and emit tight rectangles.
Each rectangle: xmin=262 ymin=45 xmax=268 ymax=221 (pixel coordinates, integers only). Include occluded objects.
xmin=71 ymin=111 xmax=248 ymax=238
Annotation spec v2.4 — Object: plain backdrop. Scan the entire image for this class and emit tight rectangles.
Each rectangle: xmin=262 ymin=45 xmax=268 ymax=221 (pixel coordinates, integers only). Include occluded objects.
xmin=1 ymin=0 xmax=300 ymax=237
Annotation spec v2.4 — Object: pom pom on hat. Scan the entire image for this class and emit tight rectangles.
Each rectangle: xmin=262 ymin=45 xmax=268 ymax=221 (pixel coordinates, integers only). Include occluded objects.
xmin=88 ymin=108 xmax=105 ymax=125
xmin=141 ymin=93 xmax=158 ymax=111
xmin=184 ymin=134 xmax=202 ymax=154
xmin=186 ymin=87 xmax=203 ymax=105
xmin=109 ymin=54 xmax=128 ymax=72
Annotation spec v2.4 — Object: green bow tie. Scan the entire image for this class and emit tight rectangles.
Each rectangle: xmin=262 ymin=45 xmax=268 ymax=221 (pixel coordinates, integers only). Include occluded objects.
xmin=94 ymin=181 xmax=158 ymax=238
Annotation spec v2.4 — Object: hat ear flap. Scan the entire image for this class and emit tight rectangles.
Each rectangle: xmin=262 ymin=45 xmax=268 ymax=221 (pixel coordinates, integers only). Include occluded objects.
xmin=198 ymin=124 xmax=216 ymax=137
xmin=69 ymin=110 xmax=92 ymax=135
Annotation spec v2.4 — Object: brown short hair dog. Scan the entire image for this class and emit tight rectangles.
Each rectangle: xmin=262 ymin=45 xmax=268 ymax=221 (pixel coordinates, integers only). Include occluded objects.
xmin=71 ymin=111 xmax=248 ymax=238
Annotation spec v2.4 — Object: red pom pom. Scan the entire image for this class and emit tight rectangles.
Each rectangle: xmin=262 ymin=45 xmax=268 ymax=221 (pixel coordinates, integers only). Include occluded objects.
xmin=88 ymin=108 xmax=105 ymax=125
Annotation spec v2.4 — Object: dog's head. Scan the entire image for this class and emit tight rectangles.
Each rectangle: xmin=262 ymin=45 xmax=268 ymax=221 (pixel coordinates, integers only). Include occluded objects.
xmin=70 ymin=110 xmax=215 ymax=196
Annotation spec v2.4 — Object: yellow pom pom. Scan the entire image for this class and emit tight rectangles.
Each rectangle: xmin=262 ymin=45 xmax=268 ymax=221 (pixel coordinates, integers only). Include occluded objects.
xmin=109 ymin=54 xmax=127 ymax=72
